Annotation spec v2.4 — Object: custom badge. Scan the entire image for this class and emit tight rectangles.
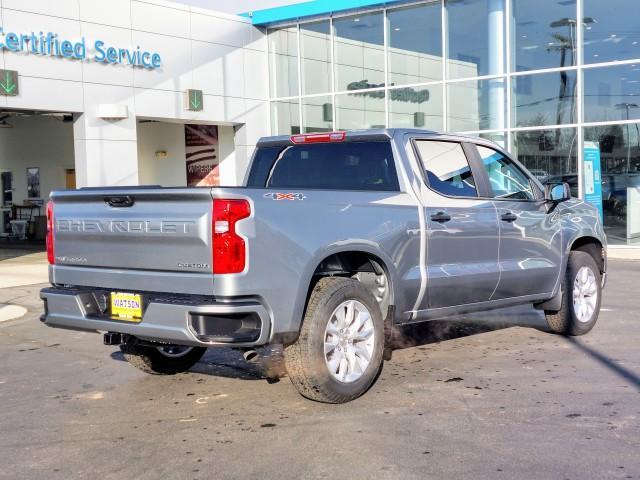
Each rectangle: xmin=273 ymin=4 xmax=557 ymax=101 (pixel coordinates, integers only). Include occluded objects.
xmin=263 ymin=192 xmax=306 ymax=201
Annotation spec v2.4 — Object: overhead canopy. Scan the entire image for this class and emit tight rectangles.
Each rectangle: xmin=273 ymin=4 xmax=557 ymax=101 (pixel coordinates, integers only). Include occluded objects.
xmin=241 ymin=0 xmax=406 ymax=26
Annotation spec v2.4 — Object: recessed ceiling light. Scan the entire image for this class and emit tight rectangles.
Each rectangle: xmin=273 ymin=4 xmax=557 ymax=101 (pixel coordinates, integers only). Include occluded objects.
xmin=634 ymin=41 xmax=639 ymax=45
xmin=610 ymin=34 xmax=617 ymax=38
xmin=522 ymin=35 xmax=527 ymax=38
xmin=394 ymin=27 xmax=400 ymax=31
xmin=593 ymin=53 xmax=599 ymax=57
xmin=354 ymin=18 xmax=360 ymax=22
xmin=548 ymin=42 xmax=554 ymax=46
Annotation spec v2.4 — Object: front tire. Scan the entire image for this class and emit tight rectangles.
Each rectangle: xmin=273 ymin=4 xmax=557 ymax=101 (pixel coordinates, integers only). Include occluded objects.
xmin=120 ymin=340 xmax=206 ymax=375
xmin=284 ymin=277 xmax=385 ymax=403
xmin=545 ymin=250 xmax=602 ymax=336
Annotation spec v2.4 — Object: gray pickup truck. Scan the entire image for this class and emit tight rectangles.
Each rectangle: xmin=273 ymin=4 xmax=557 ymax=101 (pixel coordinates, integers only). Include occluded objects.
xmin=41 ymin=129 xmax=606 ymax=403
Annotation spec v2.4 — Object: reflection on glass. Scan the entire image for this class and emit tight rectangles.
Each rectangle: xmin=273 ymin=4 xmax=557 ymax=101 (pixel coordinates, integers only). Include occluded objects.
xmin=512 ymin=0 xmax=577 ymax=72
xmin=512 ymin=127 xmax=577 ymax=193
xmin=446 ymin=0 xmax=505 ymax=79
xmin=416 ymin=141 xmax=477 ymax=197
xmin=268 ymin=27 xmax=299 ymax=98
xmin=448 ymin=78 xmax=506 ymax=132
xmin=335 ymin=91 xmax=386 ymax=130
xmin=512 ymin=70 xmax=577 ymax=127
xmin=478 ymin=146 xmax=535 ymax=199
xmin=301 ymin=21 xmax=331 ymax=95
xmin=585 ymin=123 xmax=640 ymax=245
xmin=334 ymin=12 xmax=384 ymax=92
xmin=479 ymin=132 xmax=507 ymax=148
xmin=584 ymin=64 xmax=640 ymax=123
xmin=387 ymin=3 xmax=442 ymax=86
xmin=584 ymin=0 xmax=640 ymax=64
xmin=478 ymin=132 xmax=507 ymax=148
xmin=302 ymin=96 xmax=333 ymax=133
xmin=389 ymin=84 xmax=443 ymax=130
xmin=271 ymin=100 xmax=300 ymax=135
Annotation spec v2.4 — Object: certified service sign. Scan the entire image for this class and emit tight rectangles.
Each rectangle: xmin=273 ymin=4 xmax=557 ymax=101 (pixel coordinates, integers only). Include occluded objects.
xmin=0 ymin=27 xmax=162 ymax=69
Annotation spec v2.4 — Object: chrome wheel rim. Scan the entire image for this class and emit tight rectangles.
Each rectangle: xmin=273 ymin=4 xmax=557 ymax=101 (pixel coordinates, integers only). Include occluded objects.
xmin=324 ymin=300 xmax=375 ymax=384
xmin=573 ymin=266 xmax=598 ymax=323
xmin=156 ymin=345 xmax=193 ymax=358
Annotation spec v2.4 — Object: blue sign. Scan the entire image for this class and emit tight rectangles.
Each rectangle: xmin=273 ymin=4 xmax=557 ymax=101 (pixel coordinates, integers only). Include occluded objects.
xmin=0 ymin=28 xmax=161 ymax=69
xmin=583 ymin=141 xmax=604 ymax=222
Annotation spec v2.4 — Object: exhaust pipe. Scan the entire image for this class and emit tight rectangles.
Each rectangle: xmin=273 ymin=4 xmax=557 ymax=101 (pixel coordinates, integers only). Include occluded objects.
xmin=103 ymin=332 xmax=125 ymax=346
xmin=243 ymin=349 xmax=260 ymax=363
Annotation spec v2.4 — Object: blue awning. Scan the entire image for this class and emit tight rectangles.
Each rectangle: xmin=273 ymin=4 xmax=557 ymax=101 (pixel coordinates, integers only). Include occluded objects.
xmin=240 ymin=0 xmax=408 ymax=26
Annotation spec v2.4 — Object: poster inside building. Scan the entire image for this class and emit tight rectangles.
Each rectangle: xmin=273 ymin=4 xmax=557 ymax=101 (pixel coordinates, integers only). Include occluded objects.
xmin=185 ymin=124 xmax=219 ymax=186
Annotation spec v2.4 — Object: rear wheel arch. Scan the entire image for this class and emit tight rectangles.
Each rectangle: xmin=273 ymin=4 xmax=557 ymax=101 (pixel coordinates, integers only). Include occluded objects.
xmin=306 ymin=250 xmax=395 ymax=316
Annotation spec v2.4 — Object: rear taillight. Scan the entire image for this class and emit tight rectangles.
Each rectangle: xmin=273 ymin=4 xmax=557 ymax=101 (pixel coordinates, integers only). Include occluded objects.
xmin=46 ymin=200 xmax=55 ymax=264
xmin=212 ymin=199 xmax=251 ymax=274
xmin=290 ymin=131 xmax=346 ymax=144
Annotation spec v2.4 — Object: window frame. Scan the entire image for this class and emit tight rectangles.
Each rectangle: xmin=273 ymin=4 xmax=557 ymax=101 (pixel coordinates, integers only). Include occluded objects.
xmin=410 ymin=137 xmax=486 ymax=199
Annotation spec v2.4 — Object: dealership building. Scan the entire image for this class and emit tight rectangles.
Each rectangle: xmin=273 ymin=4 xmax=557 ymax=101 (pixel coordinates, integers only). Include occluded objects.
xmin=0 ymin=0 xmax=638 ymax=246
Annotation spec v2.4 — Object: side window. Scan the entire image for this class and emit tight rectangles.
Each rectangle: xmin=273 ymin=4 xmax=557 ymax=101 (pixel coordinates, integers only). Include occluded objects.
xmin=478 ymin=146 xmax=536 ymax=200
xmin=415 ymin=140 xmax=478 ymax=198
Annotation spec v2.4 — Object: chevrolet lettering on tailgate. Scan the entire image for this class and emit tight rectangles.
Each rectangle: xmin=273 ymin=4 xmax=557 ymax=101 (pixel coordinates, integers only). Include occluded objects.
xmin=56 ymin=219 xmax=196 ymax=235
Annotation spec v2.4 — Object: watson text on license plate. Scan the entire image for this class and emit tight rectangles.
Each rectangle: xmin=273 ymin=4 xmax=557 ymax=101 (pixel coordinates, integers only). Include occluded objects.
xmin=111 ymin=292 xmax=143 ymax=321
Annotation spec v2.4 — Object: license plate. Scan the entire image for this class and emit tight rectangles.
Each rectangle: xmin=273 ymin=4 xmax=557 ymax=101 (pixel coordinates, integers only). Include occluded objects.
xmin=110 ymin=292 xmax=143 ymax=322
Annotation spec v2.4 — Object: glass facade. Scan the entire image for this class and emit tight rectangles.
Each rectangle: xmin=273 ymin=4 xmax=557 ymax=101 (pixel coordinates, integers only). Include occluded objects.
xmin=267 ymin=0 xmax=640 ymax=245
xmin=300 ymin=21 xmax=331 ymax=95
xmin=387 ymin=3 xmax=442 ymax=85
xmin=512 ymin=0 xmax=577 ymax=72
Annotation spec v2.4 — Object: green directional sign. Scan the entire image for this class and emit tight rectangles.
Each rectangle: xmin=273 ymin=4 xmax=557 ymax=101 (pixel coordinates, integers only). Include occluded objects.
xmin=0 ymin=70 xmax=19 ymax=96
xmin=186 ymin=89 xmax=203 ymax=112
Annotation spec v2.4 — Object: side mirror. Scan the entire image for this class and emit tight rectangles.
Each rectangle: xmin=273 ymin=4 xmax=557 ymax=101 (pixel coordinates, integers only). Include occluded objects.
xmin=545 ymin=182 xmax=571 ymax=203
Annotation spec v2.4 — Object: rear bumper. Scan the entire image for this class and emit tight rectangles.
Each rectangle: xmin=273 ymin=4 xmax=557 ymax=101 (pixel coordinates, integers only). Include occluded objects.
xmin=40 ymin=287 xmax=272 ymax=348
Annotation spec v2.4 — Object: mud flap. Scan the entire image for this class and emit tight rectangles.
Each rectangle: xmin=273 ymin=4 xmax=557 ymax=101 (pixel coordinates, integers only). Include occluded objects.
xmin=383 ymin=305 xmax=395 ymax=361
xmin=534 ymin=287 xmax=563 ymax=312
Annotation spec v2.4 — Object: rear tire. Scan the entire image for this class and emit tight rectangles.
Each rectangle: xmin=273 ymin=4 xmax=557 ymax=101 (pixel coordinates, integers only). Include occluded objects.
xmin=545 ymin=250 xmax=602 ymax=336
xmin=284 ymin=277 xmax=385 ymax=403
xmin=120 ymin=340 xmax=206 ymax=375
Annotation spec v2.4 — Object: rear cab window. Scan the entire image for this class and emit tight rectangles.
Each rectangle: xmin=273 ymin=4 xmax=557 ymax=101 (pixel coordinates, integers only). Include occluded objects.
xmin=247 ymin=141 xmax=400 ymax=191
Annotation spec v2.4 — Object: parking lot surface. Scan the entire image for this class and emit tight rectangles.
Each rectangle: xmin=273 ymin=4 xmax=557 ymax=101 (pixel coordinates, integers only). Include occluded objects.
xmin=0 ymin=260 xmax=639 ymax=480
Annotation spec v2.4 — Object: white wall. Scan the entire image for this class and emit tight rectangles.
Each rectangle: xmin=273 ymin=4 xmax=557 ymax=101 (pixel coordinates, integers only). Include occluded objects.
xmin=0 ymin=0 xmax=270 ymax=187
xmin=0 ymin=115 xmax=75 ymax=204
xmin=137 ymin=121 xmax=187 ymax=186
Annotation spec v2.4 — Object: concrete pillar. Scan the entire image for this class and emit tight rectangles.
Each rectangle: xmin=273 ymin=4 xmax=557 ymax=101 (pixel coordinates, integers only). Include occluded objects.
xmin=488 ymin=0 xmax=506 ymax=131
xmin=73 ymin=88 xmax=139 ymax=187
xmin=218 ymin=125 xmax=239 ymax=186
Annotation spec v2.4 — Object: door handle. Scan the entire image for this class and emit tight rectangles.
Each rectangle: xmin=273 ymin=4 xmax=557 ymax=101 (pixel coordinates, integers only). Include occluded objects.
xmin=104 ymin=195 xmax=134 ymax=208
xmin=430 ymin=211 xmax=451 ymax=223
xmin=501 ymin=212 xmax=518 ymax=223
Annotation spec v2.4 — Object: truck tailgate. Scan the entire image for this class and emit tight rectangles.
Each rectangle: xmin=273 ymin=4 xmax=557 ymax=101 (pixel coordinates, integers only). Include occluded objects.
xmin=51 ymin=187 xmax=213 ymax=275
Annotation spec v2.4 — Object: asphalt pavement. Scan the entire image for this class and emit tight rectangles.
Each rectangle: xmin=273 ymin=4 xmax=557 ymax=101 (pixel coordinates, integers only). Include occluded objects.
xmin=0 ymin=260 xmax=639 ymax=480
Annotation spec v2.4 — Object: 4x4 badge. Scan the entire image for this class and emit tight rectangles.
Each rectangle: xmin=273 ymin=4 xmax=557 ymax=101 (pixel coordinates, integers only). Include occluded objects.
xmin=264 ymin=193 xmax=306 ymax=201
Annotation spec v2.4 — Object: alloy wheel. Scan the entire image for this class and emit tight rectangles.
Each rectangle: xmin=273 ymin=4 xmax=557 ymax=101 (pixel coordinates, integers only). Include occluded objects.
xmin=324 ymin=300 xmax=375 ymax=383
